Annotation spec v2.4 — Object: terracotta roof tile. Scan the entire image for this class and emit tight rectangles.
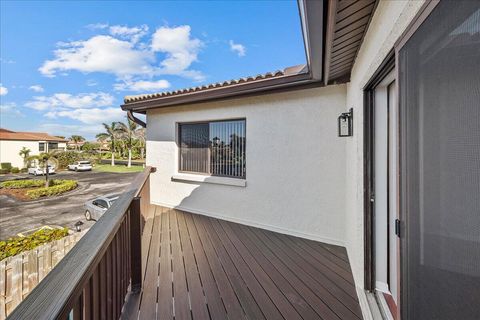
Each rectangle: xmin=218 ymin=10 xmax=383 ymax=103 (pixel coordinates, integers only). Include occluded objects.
xmin=0 ymin=129 xmax=68 ymax=142
xmin=123 ymin=64 xmax=307 ymax=104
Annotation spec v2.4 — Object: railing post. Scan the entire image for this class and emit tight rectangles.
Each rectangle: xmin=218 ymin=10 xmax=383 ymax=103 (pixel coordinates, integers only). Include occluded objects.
xmin=129 ymin=197 xmax=142 ymax=294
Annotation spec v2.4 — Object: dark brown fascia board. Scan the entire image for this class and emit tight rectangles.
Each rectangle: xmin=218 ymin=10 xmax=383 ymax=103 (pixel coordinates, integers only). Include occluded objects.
xmin=122 ymin=73 xmax=319 ymax=112
xmin=298 ymin=0 xmax=325 ymax=81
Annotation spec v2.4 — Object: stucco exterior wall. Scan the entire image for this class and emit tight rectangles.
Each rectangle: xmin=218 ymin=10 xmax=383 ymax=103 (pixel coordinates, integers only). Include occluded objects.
xmin=147 ymin=84 xmax=348 ymax=245
xmin=0 ymin=140 xmax=40 ymax=168
xmin=344 ymin=0 xmax=425 ymax=294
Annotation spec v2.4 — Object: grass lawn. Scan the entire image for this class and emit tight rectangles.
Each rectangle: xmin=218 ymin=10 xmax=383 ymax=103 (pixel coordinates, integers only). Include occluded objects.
xmin=94 ymin=164 xmax=144 ymax=173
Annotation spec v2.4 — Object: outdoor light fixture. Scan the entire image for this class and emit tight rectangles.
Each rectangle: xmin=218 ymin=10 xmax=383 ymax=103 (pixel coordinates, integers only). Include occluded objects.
xmin=338 ymin=108 xmax=353 ymax=137
xmin=75 ymin=221 xmax=84 ymax=232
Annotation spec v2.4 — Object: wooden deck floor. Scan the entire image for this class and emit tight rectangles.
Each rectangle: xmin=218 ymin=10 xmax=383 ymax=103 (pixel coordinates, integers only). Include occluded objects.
xmin=130 ymin=206 xmax=363 ymax=320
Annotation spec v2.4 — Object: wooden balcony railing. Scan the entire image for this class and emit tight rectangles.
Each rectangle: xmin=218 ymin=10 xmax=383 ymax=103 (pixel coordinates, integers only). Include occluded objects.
xmin=6 ymin=166 xmax=154 ymax=320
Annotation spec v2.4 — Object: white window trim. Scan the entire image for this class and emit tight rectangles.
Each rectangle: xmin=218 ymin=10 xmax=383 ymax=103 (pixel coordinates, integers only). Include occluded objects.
xmin=171 ymin=173 xmax=246 ymax=187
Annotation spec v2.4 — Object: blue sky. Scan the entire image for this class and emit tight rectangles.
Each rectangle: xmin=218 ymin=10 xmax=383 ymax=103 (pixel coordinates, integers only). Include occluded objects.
xmin=0 ymin=0 xmax=306 ymax=140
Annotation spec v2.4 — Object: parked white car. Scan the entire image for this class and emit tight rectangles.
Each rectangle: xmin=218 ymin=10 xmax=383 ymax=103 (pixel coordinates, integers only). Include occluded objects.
xmin=68 ymin=161 xmax=92 ymax=172
xmin=28 ymin=165 xmax=56 ymax=176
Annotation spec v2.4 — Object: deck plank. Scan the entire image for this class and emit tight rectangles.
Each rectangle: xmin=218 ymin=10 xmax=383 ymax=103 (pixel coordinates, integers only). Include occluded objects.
xmin=221 ymin=220 xmax=320 ymax=320
xmin=193 ymin=214 xmax=266 ymax=320
xmin=133 ymin=207 xmax=363 ymax=320
xmin=175 ymin=210 xmax=211 ymax=320
xmin=138 ymin=206 xmax=161 ymax=319
xmin=234 ymin=223 xmax=341 ymax=320
xmin=158 ymin=207 xmax=174 ymax=320
xmin=183 ymin=212 xmax=240 ymax=319
xmin=169 ymin=210 xmax=192 ymax=320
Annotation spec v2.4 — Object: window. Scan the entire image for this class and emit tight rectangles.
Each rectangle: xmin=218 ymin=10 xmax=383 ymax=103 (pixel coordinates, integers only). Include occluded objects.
xmin=48 ymin=142 xmax=59 ymax=150
xmin=94 ymin=199 xmax=108 ymax=209
xmin=39 ymin=142 xmax=45 ymax=152
xmin=179 ymin=119 xmax=246 ymax=179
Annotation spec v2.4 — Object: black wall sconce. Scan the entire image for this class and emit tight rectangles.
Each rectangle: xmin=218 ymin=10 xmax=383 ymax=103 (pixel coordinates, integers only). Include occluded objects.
xmin=338 ymin=108 xmax=353 ymax=137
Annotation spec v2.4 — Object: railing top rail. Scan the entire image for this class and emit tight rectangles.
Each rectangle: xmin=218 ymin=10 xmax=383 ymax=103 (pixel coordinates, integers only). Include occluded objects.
xmin=7 ymin=166 xmax=153 ymax=320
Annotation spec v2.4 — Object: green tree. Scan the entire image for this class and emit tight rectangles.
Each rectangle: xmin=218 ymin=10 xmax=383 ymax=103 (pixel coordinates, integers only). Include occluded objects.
xmin=116 ymin=119 xmax=140 ymax=167
xmin=18 ymin=147 xmax=31 ymax=168
xmin=96 ymin=122 xmax=119 ymax=166
xmin=69 ymin=135 xmax=85 ymax=151
xmin=27 ymin=151 xmax=60 ymax=187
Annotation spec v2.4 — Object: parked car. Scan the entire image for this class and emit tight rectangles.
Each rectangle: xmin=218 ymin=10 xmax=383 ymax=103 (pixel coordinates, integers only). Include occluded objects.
xmin=28 ymin=165 xmax=55 ymax=176
xmin=68 ymin=161 xmax=92 ymax=171
xmin=84 ymin=193 xmax=120 ymax=221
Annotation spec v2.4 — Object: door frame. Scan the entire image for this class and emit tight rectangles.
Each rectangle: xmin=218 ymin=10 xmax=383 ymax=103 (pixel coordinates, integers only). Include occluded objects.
xmin=363 ymin=1 xmax=441 ymax=319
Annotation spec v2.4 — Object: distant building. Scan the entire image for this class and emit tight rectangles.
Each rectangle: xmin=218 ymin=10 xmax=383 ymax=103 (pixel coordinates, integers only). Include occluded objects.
xmin=0 ymin=128 xmax=67 ymax=168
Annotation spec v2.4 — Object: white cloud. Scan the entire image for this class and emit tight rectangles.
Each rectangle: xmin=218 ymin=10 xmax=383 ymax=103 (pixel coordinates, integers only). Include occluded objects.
xmin=0 ymin=58 xmax=15 ymax=64
xmin=45 ymin=107 xmax=125 ymax=124
xmin=109 ymin=24 xmax=149 ymax=43
xmin=86 ymin=23 xmax=109 ymax=30
xmin=39 ymin=35 xmax=155 ymax=77
xmin=229 ymin=40 xmax=246 ymax=57
xmin=40 ymin=24 xmax=205 ymax=81
xmin=29 ymin=85 xmax=44 ymax=93
xmin=86 ymin=79 xmax=98 ymax=86
xmin=0 ymin=102 xmax=24 ymax=117
xmin=152 ymin=25 xmax=204 ymax=79
xmin=25 ymin=92 xmax=114 ymax=111
xmin=0 ymin=84 xmax=8 ymax=96
xmin=114 ymin=79 xmax=170 ymax=92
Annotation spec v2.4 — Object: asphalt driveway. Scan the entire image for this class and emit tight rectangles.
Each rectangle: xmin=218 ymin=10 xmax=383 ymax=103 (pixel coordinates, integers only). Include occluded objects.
xmin=0 ymin=170 xmax=140 ymax=239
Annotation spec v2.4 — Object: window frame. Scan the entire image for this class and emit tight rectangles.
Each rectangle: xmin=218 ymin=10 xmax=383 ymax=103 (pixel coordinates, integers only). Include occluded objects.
xmin=177 ymin=118 xmax=246 ymax=179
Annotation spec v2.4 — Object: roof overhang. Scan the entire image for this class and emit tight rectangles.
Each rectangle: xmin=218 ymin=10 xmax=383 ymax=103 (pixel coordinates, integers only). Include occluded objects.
xmin=122 ymin=0 xmax=378 ymax=112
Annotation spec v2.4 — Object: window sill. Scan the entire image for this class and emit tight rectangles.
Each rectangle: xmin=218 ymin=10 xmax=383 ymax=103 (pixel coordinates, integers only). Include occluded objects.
xmin=171 ymin=173 xmax=246 ymax=187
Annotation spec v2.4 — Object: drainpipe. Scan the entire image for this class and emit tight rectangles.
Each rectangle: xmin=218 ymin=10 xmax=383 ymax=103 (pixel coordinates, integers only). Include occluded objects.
xmin=127 ymin=110 xmax=147 ymax=128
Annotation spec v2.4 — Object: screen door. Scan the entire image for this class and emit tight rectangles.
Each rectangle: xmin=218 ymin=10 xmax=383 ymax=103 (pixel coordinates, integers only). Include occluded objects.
xmin=399 ymin=1 xmax=480 ymax=319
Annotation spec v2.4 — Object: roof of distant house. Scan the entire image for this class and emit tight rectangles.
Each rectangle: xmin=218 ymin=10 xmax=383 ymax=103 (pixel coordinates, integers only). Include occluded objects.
xmin=122 ymin=64 xmax=309 ymax=111
xmin=0 ymin=128 xmax=68 ymax=142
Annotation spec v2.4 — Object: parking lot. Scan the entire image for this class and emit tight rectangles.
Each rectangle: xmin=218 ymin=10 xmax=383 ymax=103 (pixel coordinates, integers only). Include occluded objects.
xmin=0 ymin=170 xmax=140 ymax=239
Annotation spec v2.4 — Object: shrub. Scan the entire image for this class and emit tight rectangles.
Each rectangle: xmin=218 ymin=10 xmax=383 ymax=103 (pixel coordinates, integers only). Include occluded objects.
xmin=0 ymin=169 xmax=8 ymax=174
xmin=0 ymin=227 xmax=69 ymax=260
xmin=26 ymin=180 xmax=78 ymax=199
xmin=0 ymin=162 xmax=12 ymax=171
xmin=54 ymin=151 xmax=82 ymax=169
xmin=20 ymin=168 xmax=28 ymax=173
xmin=11 ymin=167 xmax=20 ymax=173
xmin=0 ymin=179 xmax=44 ymax=189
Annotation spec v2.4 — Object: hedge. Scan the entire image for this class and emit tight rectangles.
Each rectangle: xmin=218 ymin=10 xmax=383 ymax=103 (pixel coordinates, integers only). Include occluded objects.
xmin=26 ymin=180 xmax=78 ymax=199
xmin=11 ymin=167 xmax=20 ymax=173
xmin=0 ymin=227 xmax=69 ymax=260
xmin=0 ymin=162 xmax=12 ymax=171
xmin=0 ymin=179 xmax=45 ymax=189
xmin=0 ymin=169 xmax=8 ymax=174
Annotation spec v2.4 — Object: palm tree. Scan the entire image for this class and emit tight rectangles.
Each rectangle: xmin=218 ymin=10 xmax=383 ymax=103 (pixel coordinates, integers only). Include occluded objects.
xmin=69 ymin=135 xmax=85 ymax=151
xmin=18 ymin=147 xmax=31 ymax=168
xmin=28 ymin=151 xmax=59 ymax=187
xmin=96 ymin=122 xmax=119 ymax=166
xmin=136 ymin=127 xmax=146 ymax=160
xmin=116 ymin=119 xmax=139 ymax=168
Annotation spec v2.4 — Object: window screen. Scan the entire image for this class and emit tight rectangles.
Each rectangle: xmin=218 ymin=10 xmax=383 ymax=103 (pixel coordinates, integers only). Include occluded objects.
xmin=179 ymin=119 xmax=246 ymax=178
xmin=39 ymin=142 xmax=45 ymax=152
xmin=48 ymin=142 xmax=58 ymax=150
xmin=399 ymin=1 xmax=480 ymax=319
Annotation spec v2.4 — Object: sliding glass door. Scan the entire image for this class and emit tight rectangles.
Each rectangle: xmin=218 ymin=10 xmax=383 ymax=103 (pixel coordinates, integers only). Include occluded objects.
xmin=399 ymin=1 xmax=480 ymax=319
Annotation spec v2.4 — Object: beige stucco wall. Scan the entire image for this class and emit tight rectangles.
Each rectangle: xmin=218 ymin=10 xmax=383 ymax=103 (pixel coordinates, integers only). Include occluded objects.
xmin=147 ymin=84 xmax=348 ymax=245
xmin=344 ymin=0 xmax=426 ymax=301
xmin=0 ymin=140 xmax=40 ymax=168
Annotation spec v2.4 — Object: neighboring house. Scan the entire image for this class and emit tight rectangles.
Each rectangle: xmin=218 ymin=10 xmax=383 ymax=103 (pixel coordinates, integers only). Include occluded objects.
xmin=0 ymin=128 xmax=67 ymax=168
xmin=66 ymin=140 xmax=85 ymax=150
xmin=8 ymin=1 xmax=479 ymax=320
